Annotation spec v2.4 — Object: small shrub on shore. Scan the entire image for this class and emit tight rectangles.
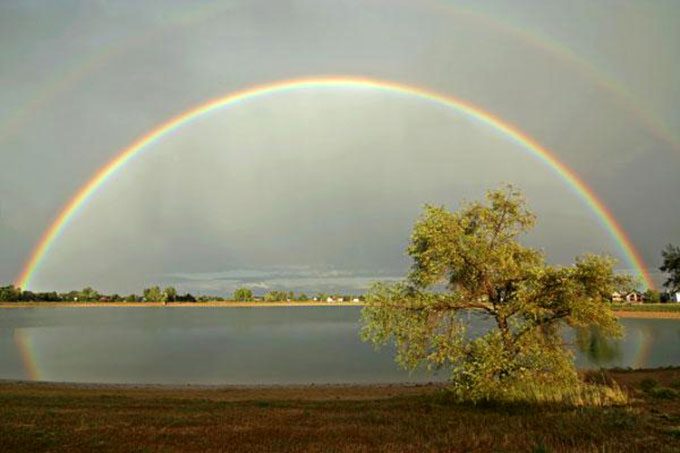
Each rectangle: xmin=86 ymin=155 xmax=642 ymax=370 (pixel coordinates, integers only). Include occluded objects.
xmin=647 ymin=387 xmax=678 ymax=399
xmin=640 ymin=378 xmax=659 ymax=392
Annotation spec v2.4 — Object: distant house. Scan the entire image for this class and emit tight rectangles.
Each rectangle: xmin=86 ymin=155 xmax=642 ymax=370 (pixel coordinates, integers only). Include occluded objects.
xmin=611 ymin=292 xmax=623 ymax=302
xmin=669 ymin=292 xmax=680 ymax=303
xmin=352 ymin=298 xmax=360 ymax=303
xmin=326 ymin=297 xmax=334 ymax=303
xmin=623 ymin=291 xmax=644 ymax=304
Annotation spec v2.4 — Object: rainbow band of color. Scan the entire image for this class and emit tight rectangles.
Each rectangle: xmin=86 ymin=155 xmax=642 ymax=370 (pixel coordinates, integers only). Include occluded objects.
xmin=15 ymin=76 xmax=654 ymax=290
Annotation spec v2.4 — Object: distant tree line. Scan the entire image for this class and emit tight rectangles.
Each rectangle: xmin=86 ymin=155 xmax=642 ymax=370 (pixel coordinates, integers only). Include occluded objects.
xmin=0 ymin=284 xmax=365 ymax=303
xmin=225 ymin=288 xmax=365 ymax=302
xmin=0 ymin=285 xmax=197 ymax=303
xmin=1 ymin=242 xmax=676 ymax=304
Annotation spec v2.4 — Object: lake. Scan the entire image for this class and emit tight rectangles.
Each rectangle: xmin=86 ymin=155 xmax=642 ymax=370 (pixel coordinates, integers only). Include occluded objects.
xmin=0 ymin=307 xmax=678 ymax=385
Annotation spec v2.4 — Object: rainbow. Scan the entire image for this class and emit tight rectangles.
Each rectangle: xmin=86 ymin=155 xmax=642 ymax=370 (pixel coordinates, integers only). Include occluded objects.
xmin=0 ymin=1 xmax=236 ymax=146
xmin=13 ymin=329 xmax=41 ymax=381
xmin=428 ymin=0 xmax=679 ymax=152
xmin=14 ymin=76 xmax=654 ymax=290
xmin=631 ymin=326 xmax=655 ymax=369
xmin=2 ymin=2 xmax=678 ymax=155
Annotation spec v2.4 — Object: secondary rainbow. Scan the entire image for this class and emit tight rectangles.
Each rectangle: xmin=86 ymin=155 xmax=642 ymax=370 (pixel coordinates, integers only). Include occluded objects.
xmin=15 ymin=76 xmax=654 ymax=289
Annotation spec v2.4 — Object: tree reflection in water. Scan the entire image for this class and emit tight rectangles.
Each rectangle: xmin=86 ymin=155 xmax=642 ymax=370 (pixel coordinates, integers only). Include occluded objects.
xmin=576 ymin=326 xmax=622 ymax=367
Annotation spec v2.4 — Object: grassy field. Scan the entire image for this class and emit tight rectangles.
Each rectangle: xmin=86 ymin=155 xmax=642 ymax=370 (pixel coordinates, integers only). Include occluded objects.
xmin=612 ymin=303 xmax=680 ymax=313
xmin=1 ymin=369 xmax=679 ymax=452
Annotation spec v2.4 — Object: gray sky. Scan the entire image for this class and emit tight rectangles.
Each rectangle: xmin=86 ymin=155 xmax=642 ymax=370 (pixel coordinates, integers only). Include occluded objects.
xmin=1 ymin=0 xmax=678 ymax=295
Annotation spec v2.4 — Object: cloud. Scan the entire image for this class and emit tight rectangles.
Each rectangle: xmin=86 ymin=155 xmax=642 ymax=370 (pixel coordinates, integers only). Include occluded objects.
xmin=162 ymin=265 xmax=402 ymax=295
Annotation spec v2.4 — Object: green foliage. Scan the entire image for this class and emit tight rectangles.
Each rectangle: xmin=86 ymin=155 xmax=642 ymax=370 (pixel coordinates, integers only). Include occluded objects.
xmin=163 ymin=287 xmax=177 ymax=302
xmin=639 ymin=378 xmax=658 ymax=392
xmin=361 ymin=185 xmax=629 ymax=404
xmin=297 ymin=293 xmax=309 ymax=301
xmin=576 ymin=327 xmax=621 ymax=367
xmin=643 ymin=289 xmax=660 ymax=303
xmin=175 ymin=293 xmax=196 ymax=302
xmin=648 ymin=387 xmax=678 ymax=399
xmin=610 ymin=303 xmax=680 ymax=312
xmin=233 ymin=287 xmax=253 ymax=302
xmin=638 ymin=378 xmax=678 ymax=399
xmin=143 ymin=286 xmax=163 ymax=302
xmin=78 ymin=287 xmax=100 ymax=302
xmin=0 ymin=285 xmax=22 ymax=301
xmin=660 ymin=243 xmax=680 ymax=292
xmin=139 ymin=286 xmax=177 ymax=303
xmin=264 ymin=290 xmax=290 ymax=302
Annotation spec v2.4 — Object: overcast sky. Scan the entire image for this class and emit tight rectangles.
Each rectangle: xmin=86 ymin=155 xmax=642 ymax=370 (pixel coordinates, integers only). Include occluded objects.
xmin=1 ymin=0 xmax=678 ymax=295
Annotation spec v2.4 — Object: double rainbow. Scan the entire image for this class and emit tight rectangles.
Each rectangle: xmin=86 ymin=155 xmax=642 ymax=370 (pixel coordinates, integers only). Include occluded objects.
xmin=15 ymin=76 xmax=654 ymax=290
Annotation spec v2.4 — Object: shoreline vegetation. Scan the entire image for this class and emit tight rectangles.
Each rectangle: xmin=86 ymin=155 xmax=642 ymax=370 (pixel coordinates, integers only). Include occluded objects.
xmin=1 ymin=300 xmax=679 ymax=317
xmin=1 ymin=368 xmax=678 ymax=451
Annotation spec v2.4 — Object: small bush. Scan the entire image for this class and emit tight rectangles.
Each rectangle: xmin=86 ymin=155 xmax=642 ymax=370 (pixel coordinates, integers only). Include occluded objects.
xmin=648 ymin=387 xmax=678 ymax=400
xmin=532 ymin=441 xmax=550 ymax=453
xmin=639 ymin=378 xmax=658 ymax=392
xmin=449 ymin=380 xmax=628 ymax=407
xmin=608 ymin=412 xmax=637 ymax=429
xmin=669 ymin=379 xmax=680 ymax=389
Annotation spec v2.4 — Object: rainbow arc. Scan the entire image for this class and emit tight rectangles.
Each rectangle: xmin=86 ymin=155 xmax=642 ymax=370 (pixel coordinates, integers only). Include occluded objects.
xmin=15 ymin=76 xmax=654 ymax=290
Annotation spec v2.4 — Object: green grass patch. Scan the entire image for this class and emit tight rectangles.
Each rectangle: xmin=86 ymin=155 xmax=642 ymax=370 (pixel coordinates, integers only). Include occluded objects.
xmin=611 ymin=303 xmax=680 ymax=312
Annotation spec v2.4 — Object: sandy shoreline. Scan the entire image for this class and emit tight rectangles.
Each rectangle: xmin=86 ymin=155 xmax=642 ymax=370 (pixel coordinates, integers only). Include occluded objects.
xmin=0 ymin=367 xmax=677 ymax=399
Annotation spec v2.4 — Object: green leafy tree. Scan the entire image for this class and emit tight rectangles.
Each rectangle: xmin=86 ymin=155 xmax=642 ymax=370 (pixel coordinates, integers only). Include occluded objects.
xmin=143 ymin=286 xmax=163 ymax=302
xmin=78 ymin=287 xmax=100 ymax=302
xmin=0 ymin=285 xmax=22 ymax=301
xmin=163 ymin=287 xmax=177 ymax=303
xmin=643 ymin=289 xmax=660 ymax=303
xmin=176 ymin=293 xmax=196 ymax=302
xmin=297 ymin=293 xmax=309 ymax=301
xmin=660 ymin=244 xmax=680 ymax=293
xmin=361 ymin=186 xmax=631 ymax=403
xmin=233 ymin=287 xmax=253 ymax=301
xmin=264 ymin=290 xmax=288 ymax=302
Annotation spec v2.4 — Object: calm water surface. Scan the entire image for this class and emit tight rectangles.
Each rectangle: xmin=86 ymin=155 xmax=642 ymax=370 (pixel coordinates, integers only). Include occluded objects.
xmin=0 ymin=307 xmax=678 ymax=384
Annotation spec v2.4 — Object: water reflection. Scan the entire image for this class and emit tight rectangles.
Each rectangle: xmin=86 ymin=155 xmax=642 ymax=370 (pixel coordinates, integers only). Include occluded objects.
xmin=0 ymin=307 xmax=677 ymax=384
xmin=575 ymin=326 xmax=621 ymax=367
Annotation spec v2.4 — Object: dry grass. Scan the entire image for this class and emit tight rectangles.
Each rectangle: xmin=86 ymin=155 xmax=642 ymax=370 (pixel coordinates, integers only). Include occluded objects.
xmin=1 ymin=369 xmax=679 ymax=452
